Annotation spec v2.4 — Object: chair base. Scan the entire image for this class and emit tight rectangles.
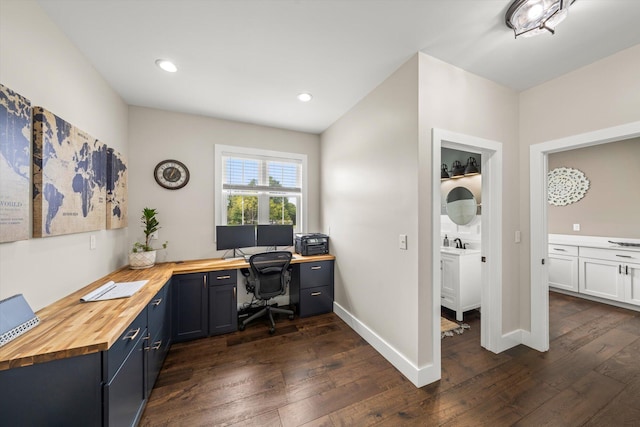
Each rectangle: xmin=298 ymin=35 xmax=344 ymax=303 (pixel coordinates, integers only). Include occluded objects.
xmin=239 ymin=303 xmax=294 ymax=334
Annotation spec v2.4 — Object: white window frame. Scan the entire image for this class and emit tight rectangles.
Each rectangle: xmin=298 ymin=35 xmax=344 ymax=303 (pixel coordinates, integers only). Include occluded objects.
xmin=214 ymin=144 xmax=307 ymax=234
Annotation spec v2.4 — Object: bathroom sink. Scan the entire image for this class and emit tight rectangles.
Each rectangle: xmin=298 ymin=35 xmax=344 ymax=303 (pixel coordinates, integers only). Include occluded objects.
xmin=440 ymin=247 xmax=479 ymax=255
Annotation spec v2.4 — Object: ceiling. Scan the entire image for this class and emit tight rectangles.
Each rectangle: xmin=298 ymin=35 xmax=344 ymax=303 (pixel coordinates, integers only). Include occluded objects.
xmin=37 ymin=0 xmax=640 ymax=134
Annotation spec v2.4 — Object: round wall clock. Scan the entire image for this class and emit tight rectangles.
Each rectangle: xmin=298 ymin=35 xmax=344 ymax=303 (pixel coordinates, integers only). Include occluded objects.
xmin=547 ymin=167 xmax=589 ymax=206
xmin=154 ymin=159 xmax=190 ymax=190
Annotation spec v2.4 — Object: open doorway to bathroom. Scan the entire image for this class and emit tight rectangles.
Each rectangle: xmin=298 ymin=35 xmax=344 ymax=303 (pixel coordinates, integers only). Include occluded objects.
xmin=440 ymin=147 xmax=482 ymax=333
xmin=432 ymin=128 xmax=505 ymax=384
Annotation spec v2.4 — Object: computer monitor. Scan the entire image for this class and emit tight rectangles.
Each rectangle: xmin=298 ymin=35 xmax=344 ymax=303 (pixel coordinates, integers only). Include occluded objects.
xmin=216 ymin=225 xmax=256 ymax=252
xmin=256 ymin=224 xmax=293 ymax=248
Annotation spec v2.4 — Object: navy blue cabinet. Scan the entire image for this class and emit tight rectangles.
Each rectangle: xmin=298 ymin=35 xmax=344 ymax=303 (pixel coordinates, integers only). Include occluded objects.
xmin=208 ymin=270 xmax=238 ymax=336
xmin=172 ymin=272 xmax=209 ymax=342
xmin=171 ymin=270 xmax=238 ymax=342
xmin=0 ymin=353 xmax=102 ymax=426
xmin=146 ymin=280 xmax=171 ymax=396
xmin=290 ymin=260 xmax=335 ymax=317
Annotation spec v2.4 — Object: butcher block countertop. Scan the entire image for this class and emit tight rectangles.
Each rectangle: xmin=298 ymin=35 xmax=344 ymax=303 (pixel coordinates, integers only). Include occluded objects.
xmin=0 ymin=254 xmax=334 ymax=371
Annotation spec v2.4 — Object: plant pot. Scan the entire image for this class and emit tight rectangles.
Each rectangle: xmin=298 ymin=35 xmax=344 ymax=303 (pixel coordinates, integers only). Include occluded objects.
xmin=129 ymin=250 xmax=157 ymax=269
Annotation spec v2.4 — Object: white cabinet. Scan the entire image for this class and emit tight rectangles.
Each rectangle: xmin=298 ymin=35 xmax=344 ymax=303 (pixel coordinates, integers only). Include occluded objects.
xmin=440 ymin=249 xmax=481 ymax=321
xmin=548 ymin=244 xmax=579 ymax=292
xmin=578 ymin=246 xmax=640 ymax=307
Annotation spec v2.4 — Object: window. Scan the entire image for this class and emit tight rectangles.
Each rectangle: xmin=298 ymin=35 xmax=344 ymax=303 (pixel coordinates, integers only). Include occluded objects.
xmin=215 ymin=145 xmax=306 ymax=233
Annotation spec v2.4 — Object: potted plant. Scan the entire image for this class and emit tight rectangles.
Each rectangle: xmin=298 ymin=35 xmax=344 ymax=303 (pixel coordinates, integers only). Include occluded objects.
xmin=129 ymin=207 xmax=168 ymax=269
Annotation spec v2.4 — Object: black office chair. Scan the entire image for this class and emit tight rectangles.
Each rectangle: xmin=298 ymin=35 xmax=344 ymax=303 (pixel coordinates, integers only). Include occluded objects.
xmin=238 ymin=251 xmax=295 ymax=334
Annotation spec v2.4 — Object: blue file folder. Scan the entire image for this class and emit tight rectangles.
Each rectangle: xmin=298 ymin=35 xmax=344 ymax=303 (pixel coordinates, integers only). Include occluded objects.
xmin=0 ymin=294 xmax=40 ymax=347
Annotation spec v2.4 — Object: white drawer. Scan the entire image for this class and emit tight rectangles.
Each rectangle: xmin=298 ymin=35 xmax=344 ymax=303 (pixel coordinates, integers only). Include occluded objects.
xmin=549 ymin=244 xmax=578 ymax=257
xmin=579 ymin=246 xmax=640 ymax=263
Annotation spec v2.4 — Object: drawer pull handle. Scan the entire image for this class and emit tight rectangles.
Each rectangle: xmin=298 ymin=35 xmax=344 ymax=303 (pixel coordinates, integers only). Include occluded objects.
xmin=145 ymin=340 xmax=162 ymax=351
xmin=152 ymin=298 xmax=163 ymax=306
xmin=311 ymin=266 xmax=322 ymax=270
xmin=123 ymin=327 xmax=140 ymax=341
xmin=217 ymin=275 xmax=231 ymax=280
xmin=619 ymin=265 xmax=622 ymax=274
xmin=553 ymin=248 xmax=566 ymax=252
xmin=616 ymin=254 xmax=633 ymax=258
xmin=311 ymin=292 xmax=322 ymax=296
xmin=626 ymin=265 xmax=629 ymax=275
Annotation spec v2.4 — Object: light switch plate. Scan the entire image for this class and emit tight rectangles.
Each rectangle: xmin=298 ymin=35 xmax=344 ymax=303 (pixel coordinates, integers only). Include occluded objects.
xmin=399 ymin=234 xmax=407 ymax=250
xmin=573 ymin=224 xmax=580 ymax=231
xmin=90 ymin=235 xmax=96 ymax=250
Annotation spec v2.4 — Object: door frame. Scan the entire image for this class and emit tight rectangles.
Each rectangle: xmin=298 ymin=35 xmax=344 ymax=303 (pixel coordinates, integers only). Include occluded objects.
xmin=528 ymin=120 xmax=640 ymax=351
xmin=431 ymin=128 xmax=504 ymax=359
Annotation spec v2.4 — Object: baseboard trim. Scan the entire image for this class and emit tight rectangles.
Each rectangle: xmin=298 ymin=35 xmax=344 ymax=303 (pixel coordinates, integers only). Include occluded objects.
xmin=494 ymin=329 xmax=523 ymax=353
xmin=333 ymin=302 xmax=440 ymax=388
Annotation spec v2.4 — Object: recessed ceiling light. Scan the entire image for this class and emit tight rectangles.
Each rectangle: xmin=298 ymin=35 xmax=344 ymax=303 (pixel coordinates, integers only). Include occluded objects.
xmin=155 ymin=59 xmax=177 ymax=73
xmin=297 ymin=93 xmax=313 ymax=102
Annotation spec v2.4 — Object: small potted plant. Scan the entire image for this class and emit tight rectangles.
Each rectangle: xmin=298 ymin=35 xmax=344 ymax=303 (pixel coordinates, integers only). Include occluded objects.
xmin=129 ymin=207 xmax=168 ymax=269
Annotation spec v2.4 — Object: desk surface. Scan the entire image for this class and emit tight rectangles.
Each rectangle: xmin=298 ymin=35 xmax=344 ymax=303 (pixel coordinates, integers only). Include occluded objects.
xmin=0 ymin=254 xmax=334 ymax=371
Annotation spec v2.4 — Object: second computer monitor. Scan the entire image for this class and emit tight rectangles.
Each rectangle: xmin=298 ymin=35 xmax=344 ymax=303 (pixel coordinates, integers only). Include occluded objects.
xmin=216 ymin=225 xmax=256 ymax=250
xmin=256 ymin=224 xmax=293 ymax=247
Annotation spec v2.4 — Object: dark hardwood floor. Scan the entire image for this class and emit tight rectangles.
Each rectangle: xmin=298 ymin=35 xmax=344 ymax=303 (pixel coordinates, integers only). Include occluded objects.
xmin=140 ymin=293 xmax=640 ymax=426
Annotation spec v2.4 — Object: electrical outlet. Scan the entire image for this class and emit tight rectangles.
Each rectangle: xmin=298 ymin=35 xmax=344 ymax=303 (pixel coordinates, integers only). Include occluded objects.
xmin=573 ymin=224 xmax=580 ymax=231
xmin=150 ymin=231 xmax=158 ymax=240
xmin=515 ymin=230 xmax=521 ymax=243
xmin=399 ymin=234 xmax=407 ymax=250
xmin=90 ymin=235 xmax=96 ymax=250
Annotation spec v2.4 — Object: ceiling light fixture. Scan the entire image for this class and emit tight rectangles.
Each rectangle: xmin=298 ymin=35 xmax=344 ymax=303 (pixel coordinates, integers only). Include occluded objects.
xmin=155 ymin=59 xmax=178 ymax=73
xmin=297 ymin=93 xmax=313 ymax=102
xmin=505 ymin=0 xmax=575 ymax=38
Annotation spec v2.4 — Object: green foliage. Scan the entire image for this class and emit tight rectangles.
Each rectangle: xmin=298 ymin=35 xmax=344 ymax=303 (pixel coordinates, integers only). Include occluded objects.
xmin=226 ymin=176 xmax=296 ymax=225
xmin=132 ymin=207 xmax=168 ymax=252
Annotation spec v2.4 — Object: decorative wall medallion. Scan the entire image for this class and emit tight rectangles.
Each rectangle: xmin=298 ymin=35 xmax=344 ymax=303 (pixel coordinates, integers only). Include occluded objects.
xmin=547 ymin=167 xmax=590 ymax=206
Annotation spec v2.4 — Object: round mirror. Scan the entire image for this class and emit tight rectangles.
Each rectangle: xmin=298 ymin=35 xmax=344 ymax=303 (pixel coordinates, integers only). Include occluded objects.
xmin=446 ymin=187 xmax=477 ymax=225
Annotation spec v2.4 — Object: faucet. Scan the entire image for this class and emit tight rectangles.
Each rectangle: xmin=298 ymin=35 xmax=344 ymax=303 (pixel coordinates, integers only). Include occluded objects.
xmin=453 ymin=238 xmax=462 ymax=249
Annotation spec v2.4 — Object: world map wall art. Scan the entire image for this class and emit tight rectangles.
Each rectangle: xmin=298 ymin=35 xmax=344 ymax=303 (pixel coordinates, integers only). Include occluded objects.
xmin=106 ymin=147 xmax=128 ymax=229
xmin=0 ymin=84 xmax=32 ymax=243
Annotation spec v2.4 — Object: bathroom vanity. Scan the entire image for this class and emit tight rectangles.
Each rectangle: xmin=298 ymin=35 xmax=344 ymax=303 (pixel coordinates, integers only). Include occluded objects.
xmin=440 ymin=247 xmax=481 ymax=321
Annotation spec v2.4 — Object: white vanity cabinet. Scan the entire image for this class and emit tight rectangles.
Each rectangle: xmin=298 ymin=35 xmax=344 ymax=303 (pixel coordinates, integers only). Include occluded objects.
xmin=440 ymin=249 xmax=481 ymax=321
xmin=548 ymin=244 xmax=579 ymax=292
xmin=579 ymin=247 xmax=640 ymax=306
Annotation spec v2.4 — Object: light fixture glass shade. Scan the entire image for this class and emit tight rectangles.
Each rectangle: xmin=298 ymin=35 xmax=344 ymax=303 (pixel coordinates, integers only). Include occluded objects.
xmin=451 ymin=160 xmax=465 ymax=178
xmin=505 ymin=0 xmax=574 ymax=38
xmin=155 ymin=59 xmax=177 ymax=72
xmin=464 ymin=157 xmax=480 ymax=176
xmin=441 ymin=164 xmax=450 ymax=180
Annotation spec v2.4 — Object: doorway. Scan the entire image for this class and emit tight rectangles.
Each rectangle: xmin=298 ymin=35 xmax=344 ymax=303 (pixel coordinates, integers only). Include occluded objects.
xmin=431 ymin=129 xmax=504 ymax=378
xmin=527 ymin=121 xmax=640 ymax=351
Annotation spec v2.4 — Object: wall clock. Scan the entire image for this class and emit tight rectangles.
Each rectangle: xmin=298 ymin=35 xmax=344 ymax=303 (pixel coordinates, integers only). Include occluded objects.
xmin=154 ymin=159 xmax=190 ymax=190
xmin=547 ymin=167 xmax=589 ymax=206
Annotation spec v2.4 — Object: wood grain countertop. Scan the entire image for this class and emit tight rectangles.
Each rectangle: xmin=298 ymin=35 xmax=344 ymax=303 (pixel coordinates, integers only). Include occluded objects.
xmin=0 ymin=254 xmax=335 ymax=371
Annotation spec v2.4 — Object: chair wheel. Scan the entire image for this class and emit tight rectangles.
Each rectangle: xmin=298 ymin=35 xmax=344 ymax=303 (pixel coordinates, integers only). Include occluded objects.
xmin=288 ymin=314 xmax=294 ymax=320
xmin=269 ymin=328 xmax=275 ymax=335
xmin=238 ymin=323 xmax=245 ymax=331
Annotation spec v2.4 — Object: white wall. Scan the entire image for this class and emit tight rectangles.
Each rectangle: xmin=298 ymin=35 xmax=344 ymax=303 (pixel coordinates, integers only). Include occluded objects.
xmin=321 ymin=56 xmax=420 ymax=363
xmin=128 ymin=106 xmax=321 ymax=262
xmin=417 ymin=53 xmax=520 ymax=364
xmin=518 ymin=43 xmax=640 ymax=330
xmin=0 ymin=0 xmax=129 ymax=310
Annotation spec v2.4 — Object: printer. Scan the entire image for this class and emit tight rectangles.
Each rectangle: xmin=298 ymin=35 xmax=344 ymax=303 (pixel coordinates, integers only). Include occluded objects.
xmin=294 ymin=233 xmax=329 ymax=256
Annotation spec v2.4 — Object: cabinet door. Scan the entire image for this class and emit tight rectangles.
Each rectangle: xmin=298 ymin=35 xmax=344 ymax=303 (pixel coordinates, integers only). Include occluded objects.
xmin=579 ymin=258 xmax=625 ymax=302
xmin=624 ymin=263 xmax=640 ymax=306
xmin=147 ymin=281 xmax=171 ymax=396
xmin=548 ymin=254 xmax=579 ymax=292
xmin=441 ymin=255 xmax=458 ymax=297
xmin=105 ymin=329 xmax=146 ymax=427
xmin=440 ymin=254 xmax=458 ymax=313
xmin=209 ymin=283 xmax=237 ymax=335
xmin=172 ymin=273 xmax=208 ymax=342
